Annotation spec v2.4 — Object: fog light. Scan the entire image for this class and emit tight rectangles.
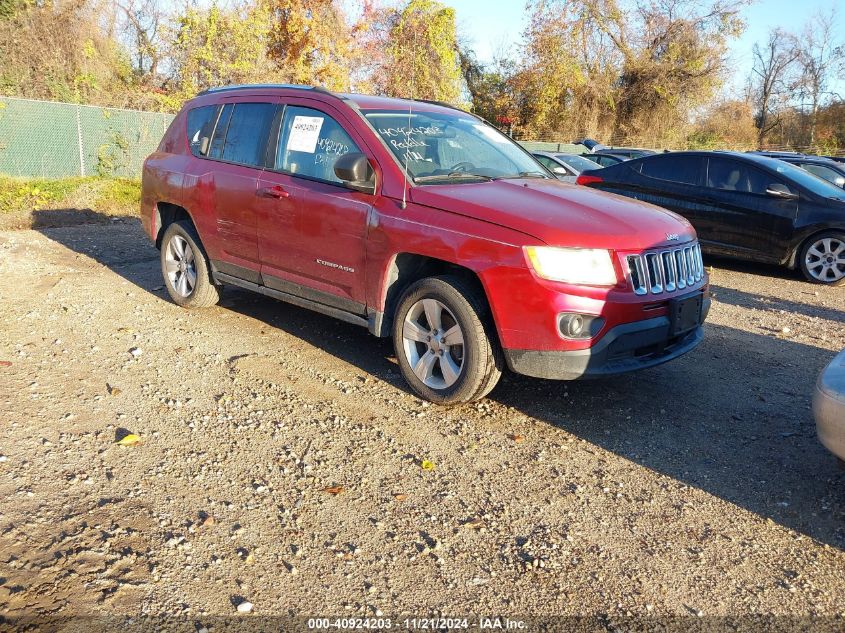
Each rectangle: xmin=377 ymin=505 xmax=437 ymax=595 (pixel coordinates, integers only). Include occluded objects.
xmin=558 ymin=313 xmax=604 ymax=340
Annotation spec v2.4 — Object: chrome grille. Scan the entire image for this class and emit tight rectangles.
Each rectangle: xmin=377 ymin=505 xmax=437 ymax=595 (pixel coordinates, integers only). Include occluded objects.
xmin=627 ymin=243 xmax=704 ymax=295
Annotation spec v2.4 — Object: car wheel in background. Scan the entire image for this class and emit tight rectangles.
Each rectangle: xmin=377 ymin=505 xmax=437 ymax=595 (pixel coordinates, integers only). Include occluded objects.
xmin=392 ymin=276 xmax=502 ymax=405
xmin=160 ymin=220 xmax=220 ymax=308
xmin=799 ymin=231 xmax=845 ymax=286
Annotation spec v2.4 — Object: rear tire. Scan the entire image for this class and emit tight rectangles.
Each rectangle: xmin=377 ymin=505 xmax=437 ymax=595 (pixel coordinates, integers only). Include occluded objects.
xmin=392 ymin=276 xmax=502 ymax=405
xmin=160 ymin=221 xmax=220 ymax=308
xmin=798 ymin=231 xmax=845 ymax=286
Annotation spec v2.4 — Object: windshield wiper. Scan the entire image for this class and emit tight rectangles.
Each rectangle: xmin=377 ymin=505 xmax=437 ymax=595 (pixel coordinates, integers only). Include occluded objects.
xmin=414 ymin=172 xmax=492 ymax=183
xmin=494 ymin=171 xmax=550 ymax=180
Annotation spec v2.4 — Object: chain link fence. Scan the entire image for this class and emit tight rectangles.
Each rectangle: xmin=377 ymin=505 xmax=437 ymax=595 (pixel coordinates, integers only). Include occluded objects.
xmin=2 ymin=95 xmax=841 ymax=180
xmin=0 ymin=96 xmax=174 ymax=179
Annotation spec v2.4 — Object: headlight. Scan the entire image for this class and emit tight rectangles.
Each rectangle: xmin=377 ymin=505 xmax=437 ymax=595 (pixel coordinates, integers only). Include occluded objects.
xmin=524 ymin=246 xmax=618 ymax=286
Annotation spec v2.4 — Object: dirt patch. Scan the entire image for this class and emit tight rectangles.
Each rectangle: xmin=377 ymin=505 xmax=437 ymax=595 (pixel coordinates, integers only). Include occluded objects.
xmin=1 ymin=220 xmax=844 ymax=627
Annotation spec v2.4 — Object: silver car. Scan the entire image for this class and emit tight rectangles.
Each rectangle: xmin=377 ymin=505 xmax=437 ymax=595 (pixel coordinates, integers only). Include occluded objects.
xmin=814 ymin=348 xmax=845 ymax=467
xmin=532 ymin=152 xmax=602 ymax=183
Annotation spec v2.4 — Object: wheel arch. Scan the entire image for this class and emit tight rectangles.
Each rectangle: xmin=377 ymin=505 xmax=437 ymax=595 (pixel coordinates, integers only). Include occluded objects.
xmin=369 ymin=253 xmax=492 ymax=338
xmin=787 ymin=225 xmax=845 ymax=269
xmin=154 ymin=202 xmax=196 ymax=250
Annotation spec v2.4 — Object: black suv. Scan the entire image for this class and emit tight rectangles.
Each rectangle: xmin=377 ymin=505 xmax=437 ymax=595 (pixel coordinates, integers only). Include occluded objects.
xmin=577 ymin=151 xmax=845 ymax=285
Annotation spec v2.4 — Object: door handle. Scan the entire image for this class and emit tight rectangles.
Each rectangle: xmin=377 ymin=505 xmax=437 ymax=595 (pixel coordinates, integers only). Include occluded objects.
xmin=258 ymin=185 xmax=290 ymax=199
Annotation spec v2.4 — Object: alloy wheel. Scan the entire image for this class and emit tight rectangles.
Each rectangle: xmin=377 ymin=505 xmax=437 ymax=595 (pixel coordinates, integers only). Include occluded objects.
xmin=804 ymin=236 xmax=845 ymax=283
xmin=164 ymin=235 xmax=197 ymax=297
xmin=401 ymin=298 xmax=465 ymax=390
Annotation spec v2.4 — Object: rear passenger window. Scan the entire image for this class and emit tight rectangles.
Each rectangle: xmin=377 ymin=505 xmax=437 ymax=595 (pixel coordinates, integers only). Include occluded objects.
xmin=186 ymin=105 xmax=218 ymax=157
xmin=208 ymin=104 xmax=233 ymax=160
xmin=275 ymin=106 xmax=361 ymax=184
xmin=639 ymin=155 xmax=701 ymax=185
xmin=221 ymin=103 xmax=277 ymax=167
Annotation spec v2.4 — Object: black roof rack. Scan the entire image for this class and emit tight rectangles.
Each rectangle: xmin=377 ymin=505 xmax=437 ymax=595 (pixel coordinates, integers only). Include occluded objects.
xmin=196 ymin=84 xmax=335 ymax=97
xmin=412 ymin=98 xmax=476 ymax=116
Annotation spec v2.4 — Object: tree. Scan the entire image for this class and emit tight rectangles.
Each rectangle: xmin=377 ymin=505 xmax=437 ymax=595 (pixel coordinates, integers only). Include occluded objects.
xmin=460 ymin=47 xmax=522 ymax=133
xmin=160 ymin=2 xmax=281 ymax=110
xmin=751 ymin=28 xmax=799 ymax=147
xmin=0 ymin=0 xmax=137 ymax=105
xmin=117 ymin=0 xmax=163 ymax=79
xmin=794 ymin=10 xmax=844 ymax=146
xmin=263 ymin=0 xmax=354 ymax=91
xmin=375 ymin=0 xmax=463 ymax=104
xmin=0 ymin=0 xmax=29 ymax=19
xmin=520 ymin=0 xmax=748 ymax=142
xmin=688 ymin=99 xmax=758 ymax=149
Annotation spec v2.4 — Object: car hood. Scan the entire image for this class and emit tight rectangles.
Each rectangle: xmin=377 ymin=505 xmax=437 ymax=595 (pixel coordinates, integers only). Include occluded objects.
xmin=410 ymin=178 xmax=696 ymax=251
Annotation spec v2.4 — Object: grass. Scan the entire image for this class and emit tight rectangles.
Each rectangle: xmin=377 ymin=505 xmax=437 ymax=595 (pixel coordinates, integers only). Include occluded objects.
xmin=0 ymin=176 xmax=141 ymax=229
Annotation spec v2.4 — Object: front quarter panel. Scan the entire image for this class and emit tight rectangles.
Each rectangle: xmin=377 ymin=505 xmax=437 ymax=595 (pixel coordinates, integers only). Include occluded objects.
xmin=365 ymin=198 xmax=535 ymax=345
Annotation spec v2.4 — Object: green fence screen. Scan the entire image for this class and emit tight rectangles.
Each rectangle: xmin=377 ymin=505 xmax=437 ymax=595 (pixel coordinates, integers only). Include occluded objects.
xmin=0 ymin=96 xmax=174 ymax=179
xmin=0 ymin=96 xmax=592 ymax=180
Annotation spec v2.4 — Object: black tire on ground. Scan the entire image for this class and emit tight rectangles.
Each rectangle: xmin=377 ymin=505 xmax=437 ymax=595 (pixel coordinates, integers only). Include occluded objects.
xmin=798 ymin=231 xmax=845 ymax=286
xmin=160 ymin=220 xmax=220 ymax=308
xmin=392 ymin=275 xmax=503 ymax=405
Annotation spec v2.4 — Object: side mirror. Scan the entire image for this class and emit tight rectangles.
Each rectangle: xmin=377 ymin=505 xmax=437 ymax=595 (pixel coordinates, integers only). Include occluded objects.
xmin=834 ymin=176 xmax=845 ymax=188
xmin=334 ymin=153 xmax=375 ymax=194
xmin=199 ymin=136 xmax=210 ymax=156
xmin=766 ymin=183 xmax=798 ymax=199
xmin=552 ymin=166 xmax=568 ymax=175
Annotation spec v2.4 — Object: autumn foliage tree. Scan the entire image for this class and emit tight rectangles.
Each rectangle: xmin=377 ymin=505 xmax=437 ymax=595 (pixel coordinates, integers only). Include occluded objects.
xmin=374 ymin=0 xmax=463 ymax=103
xmin=157 ymin=3 xmax=280 ymax=110
xmin=0 ymin=0 xmax=843 ymax=153
xmin=263 ymin=0 xmax=354 ymax=91
xmin=516 ymin=0 xmax=748 ymax=142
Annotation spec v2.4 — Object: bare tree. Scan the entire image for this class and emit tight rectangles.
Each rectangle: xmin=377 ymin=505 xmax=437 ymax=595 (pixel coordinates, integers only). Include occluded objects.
xmin=794 ymin=9 xmax=844 ymax=145
xmin=117 ymin=0 xmax=163 ymax=79
xmin=751 ymin=28 xmax=798 ymax=148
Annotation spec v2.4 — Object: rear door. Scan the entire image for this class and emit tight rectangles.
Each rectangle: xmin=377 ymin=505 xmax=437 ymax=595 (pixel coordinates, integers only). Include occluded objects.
xmin=257 ymin=100 xmax=376 ymax=312
xmin=628 ymin=155 xmax=707 ymax=222
xmin=199 ymin=100 xmax=277 ymax=280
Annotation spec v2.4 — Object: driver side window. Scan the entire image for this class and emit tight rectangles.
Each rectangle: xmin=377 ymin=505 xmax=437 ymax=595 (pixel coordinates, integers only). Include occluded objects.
xmin=707 ymin=158 xmax=786 ymax=195
xmin=275 ymin=106 xmax=361 ymax=184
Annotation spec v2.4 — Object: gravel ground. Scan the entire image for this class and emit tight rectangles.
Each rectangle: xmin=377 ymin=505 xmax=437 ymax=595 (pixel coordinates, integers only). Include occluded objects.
xmin=1 ymin=218 xmax=844 ymax=630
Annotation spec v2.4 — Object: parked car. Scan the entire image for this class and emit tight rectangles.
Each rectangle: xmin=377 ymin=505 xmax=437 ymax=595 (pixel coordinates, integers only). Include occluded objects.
xmin=532 ymin=151 xmax=602 ymax=182
xmin=577 ymin=151 xmax=845 ymax=285
xmin=749 ymin=151 xmax=845 ymax=189
xmin=814 ymin=348 xmax=845 ymax=468
xmin=142 ymin=84 xmax=709 ymax=404
xmin=582 ymin=153 xmax=627 ymax=167
xmin=574 ymin=137 xmax=657 ymax=160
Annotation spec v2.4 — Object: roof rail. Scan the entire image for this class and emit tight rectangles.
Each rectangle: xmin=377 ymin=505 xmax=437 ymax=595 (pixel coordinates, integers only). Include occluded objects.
xmin=196 ymin=84 xmax=334 ymax=97
xmin=412 ymin=98 xmax=474 ymax=115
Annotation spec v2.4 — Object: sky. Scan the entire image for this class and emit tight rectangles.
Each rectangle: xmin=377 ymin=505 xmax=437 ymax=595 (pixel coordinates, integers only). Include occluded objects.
xmin=448 ymin=0 xmax=844 ymax=97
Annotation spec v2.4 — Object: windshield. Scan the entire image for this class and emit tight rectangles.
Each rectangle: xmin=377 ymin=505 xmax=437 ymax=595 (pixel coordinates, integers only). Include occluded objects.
xmin=363 ymin=109 xmax=547 ymax=183
xmin=555 ymin=153 xmax=601 ymax=172
xmin=762 ymin=157 xmax=845 ymax=198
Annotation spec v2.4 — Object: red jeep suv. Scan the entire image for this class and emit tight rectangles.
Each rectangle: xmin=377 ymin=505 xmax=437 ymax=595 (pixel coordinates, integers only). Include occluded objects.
xmin=141 ymin=84 xmax=709 ymax=404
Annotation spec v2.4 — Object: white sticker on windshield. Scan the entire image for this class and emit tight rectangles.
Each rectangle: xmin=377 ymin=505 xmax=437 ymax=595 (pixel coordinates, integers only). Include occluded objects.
xmin=288 ymin=116 xmax=324 ymax=153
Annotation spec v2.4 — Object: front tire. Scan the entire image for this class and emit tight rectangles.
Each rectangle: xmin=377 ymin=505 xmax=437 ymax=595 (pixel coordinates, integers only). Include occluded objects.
xmin=392 ymin=276 xmax=502 ymax=405
xmin=798 ymin=231 xmax=845 ymax=286
xmin=160 ymin=221 xmax=220 ymax=308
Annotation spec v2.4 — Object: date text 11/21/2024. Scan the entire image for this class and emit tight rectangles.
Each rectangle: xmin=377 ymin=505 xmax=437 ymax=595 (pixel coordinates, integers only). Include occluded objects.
xmin=306 ymin=617 xmax=528 ymax=630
